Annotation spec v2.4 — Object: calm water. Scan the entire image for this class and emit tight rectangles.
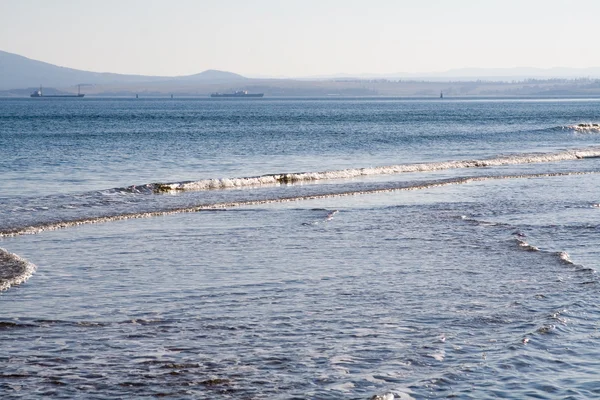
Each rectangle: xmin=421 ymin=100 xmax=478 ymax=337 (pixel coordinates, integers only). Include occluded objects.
xmin=1 ymin=97 xmax=600 ymax=399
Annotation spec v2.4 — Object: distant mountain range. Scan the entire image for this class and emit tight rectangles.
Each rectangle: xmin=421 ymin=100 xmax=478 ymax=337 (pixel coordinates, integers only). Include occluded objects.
xmin=303 ymin=67 xmax=600 ymax=81
xmin=0 ymin=50 xmax=247 ymax=90
xmin=3 ymin=49 xmax=600 ymax=97
xmin=431 ymin=67 xmax=600 ymax=79
xmin=5 ymin=49 xmax=600 ymax=91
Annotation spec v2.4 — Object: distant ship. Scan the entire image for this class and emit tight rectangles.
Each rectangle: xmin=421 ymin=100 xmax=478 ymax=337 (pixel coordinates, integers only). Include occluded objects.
xmin=210 ymin=90 xmax=263 ymax=98
xmin=30 ymin=85 xmax=85 ymax=98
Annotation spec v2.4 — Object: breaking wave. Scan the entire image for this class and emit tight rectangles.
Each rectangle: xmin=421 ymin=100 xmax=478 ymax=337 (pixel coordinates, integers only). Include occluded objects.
xmin=0 ymin=248 xmax=37 ymax=291
xmin=515 ymin=238 xmax=540 ymax=252
xmin=557 ymin=251 xmax=575 ymax=265
xmin=1 ymin=171 xmax=598 ymax=239
xmin=552 ymin=250 xmax=595 ymax=272
xmin=148 ymin=147 xmax=600 ymax=193
xmin=563 ymin=123 xmax=600 ymax=133
xmin=508 ymin=234 xmax=595 ymax=273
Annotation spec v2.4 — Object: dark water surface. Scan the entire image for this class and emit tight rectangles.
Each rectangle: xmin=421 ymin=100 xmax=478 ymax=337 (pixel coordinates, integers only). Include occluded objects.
xmin=1 ymin=98 xmax=600 ymax=398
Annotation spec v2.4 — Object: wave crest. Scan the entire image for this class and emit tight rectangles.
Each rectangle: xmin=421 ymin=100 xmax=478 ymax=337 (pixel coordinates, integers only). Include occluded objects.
xmin=151 ymin=147 xmax=600 ymax=193
xmin=564 ymin=123 xmax=600 ymax=133
xmin=2 ymin=171 xmax=598 ymax=239
xmin=515 ymin=238 xmax=539 ymax=252
xmin=0 ymin=248 xmax=37 ymax=292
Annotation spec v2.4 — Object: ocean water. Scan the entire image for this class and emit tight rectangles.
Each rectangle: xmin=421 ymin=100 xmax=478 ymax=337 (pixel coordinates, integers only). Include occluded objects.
xmin=1 ymin=97 xmax=600 ymax=399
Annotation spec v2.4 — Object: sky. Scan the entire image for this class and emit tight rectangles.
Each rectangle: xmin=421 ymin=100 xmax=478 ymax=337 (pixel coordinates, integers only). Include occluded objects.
xmin=1 ymin=0 xmax=599 ymax=77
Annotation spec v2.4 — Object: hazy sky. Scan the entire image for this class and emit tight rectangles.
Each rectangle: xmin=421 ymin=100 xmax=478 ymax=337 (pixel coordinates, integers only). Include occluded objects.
xmin=1 ymin=0 xmax=599 ymax=77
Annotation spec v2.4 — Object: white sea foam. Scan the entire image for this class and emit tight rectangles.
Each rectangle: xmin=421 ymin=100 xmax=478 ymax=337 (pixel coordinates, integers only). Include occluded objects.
xmin=565 ymin=123 xmax=600 ymax=133
xmin=326 ymin=210 xmax=338 ymax=220
xmin=153 ymin=147 xmax=600 ymax=193
xmin=429 ymin=349 xmax=446 ymax=362
xmin=515 ymin=238 xmax=540 ymax=252
xmin=370 ymin=393 xmax=395 ymax=400
xmin=557 ymin=251 xmax=575 ymax=265
xmin=2 ymin=171 xmax=599 ymax=239
xmin=371 ymin=391 xmax=415 ymax=400
xmin=0 ymin=248 xmax=37 ymax=291
xmin=511 ymin=238 xmax=594 ymax=273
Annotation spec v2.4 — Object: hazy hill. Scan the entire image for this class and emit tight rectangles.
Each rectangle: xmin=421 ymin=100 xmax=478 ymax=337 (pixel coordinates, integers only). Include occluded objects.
xmin=304 ymin=67 xmax=600 ymax=82
xmin=175 ymin=69 xmax=246 ymax=83
xmin=3 ymin=49 xmax=600 ymax=97
xmin=419 ymin=67 xmax=600 ymax=81
xmin=0 ymin=50 xmax=246 ymax=90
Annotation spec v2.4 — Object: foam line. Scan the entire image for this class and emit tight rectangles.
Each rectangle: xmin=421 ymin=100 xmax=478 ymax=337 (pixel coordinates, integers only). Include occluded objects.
xmin=0 ymin=248 xmax=37 ymax=291
xmin=515 ymin=238 xmax=540 ymax=252
xmin=1 ymin=171 xmax=598 ymax=238
xmin=151 ymin=147 xmax=600 ymax=193
xmin=509 ymin=234 xmax=594 ymax=273
xmin=565 ymin=123 xmax=600 ymax=133
xmin=557 ymin=251 xmax=575 ymax=265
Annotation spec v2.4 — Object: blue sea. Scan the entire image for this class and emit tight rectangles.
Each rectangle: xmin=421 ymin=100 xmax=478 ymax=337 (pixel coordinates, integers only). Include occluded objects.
xmin=1 ymin=97 xmax=600 ymax=399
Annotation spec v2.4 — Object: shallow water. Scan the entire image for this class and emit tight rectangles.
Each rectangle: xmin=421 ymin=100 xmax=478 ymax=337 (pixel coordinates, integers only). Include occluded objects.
xmin=2 ymin=98 xmax=600 ymax=398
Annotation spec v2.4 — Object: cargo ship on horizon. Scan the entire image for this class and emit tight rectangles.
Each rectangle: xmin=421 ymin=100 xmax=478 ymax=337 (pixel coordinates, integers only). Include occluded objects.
xmin=30 ymin=85 xmax=85 ymax=98
xmin=210 ymin=90 xmax=263 ymax=98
